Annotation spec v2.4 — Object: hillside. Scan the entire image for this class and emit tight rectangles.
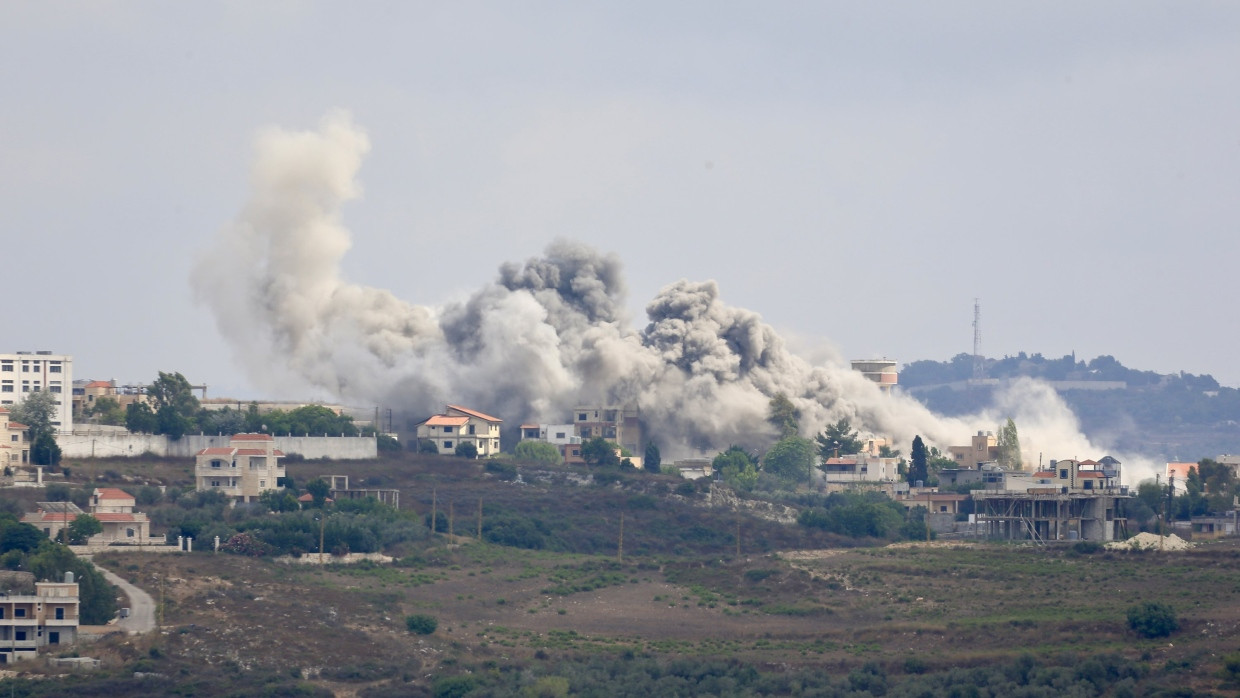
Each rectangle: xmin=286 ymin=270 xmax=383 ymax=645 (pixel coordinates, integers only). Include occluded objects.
xmin=2 ymin=452 xmax=1239 ymax=696
xmin=902 ymin=352 xmax=1240 ymax=460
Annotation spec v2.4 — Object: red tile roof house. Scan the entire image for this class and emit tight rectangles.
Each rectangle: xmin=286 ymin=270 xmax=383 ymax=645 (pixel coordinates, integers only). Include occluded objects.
xmin=194 ymin=433 xmax=286 ymax=502
xmin=415 ymin=405 xmax=502 ymax=457
xmin=21 ymin=488 xmax=151 ymax=544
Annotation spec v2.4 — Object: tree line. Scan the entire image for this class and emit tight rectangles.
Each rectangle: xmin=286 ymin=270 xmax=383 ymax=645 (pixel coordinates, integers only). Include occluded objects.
xmin=82 ymin=372 xmax=371 ymax=441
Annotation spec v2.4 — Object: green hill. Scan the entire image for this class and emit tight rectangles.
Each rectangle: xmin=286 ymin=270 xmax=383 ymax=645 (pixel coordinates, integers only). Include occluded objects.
xmin=902 ymin=353 xmax=1240 ymax=460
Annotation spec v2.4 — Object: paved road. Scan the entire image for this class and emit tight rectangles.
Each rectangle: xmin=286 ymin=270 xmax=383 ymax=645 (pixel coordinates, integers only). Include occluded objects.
xmin=87 ymin=560 xmax=157 ymax=634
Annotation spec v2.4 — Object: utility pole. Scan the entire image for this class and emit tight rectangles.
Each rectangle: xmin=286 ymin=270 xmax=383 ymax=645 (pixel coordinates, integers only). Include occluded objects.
xmin=972 ymin=299 xmax=984 ymax=380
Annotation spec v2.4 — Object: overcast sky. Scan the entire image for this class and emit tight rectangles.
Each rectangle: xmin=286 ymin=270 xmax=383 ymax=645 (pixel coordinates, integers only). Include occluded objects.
xmin=3 ymin=2 xmax=1238 ymax=401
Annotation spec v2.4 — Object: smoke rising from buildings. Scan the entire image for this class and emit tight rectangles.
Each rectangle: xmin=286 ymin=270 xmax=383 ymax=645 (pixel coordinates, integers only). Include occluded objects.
xmin=192 ymin=112 xmax=1159 ymax=480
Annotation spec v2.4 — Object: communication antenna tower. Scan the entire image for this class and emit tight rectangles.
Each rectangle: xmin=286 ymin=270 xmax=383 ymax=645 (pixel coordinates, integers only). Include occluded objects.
xmin=972 ymin=299 xmax=983 ymax=380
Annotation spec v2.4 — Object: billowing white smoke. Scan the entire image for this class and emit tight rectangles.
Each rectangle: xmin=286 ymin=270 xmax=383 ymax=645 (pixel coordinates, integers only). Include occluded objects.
xmin=193 ymin=112 xmax=1157 ymax=479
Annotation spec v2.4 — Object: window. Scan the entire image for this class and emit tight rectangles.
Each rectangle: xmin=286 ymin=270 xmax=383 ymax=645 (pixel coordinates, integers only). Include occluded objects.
xmin=468 ymin=425 xmax=476 ymax=435
xmin=49 ymin=365 xmax=61 ymax=373
xmin=1 ymin=385 xmax=10 ymax=393
xmin=443 ymin=441 xmax=453 ymax=449
xmin=443 ymin=426 xmax=453 ymax=434
xmin=14 ymin=631 xmax=25 ymax=642
xmin=0 ymin=364 xmax=11 ymax=372
xmin=555 ymin=432 xmax=565 ymax=439
xmin=55 ymin=608 xmax=64 ymax=620
xmin=578 ymin=413 xmax=587 ymax=421
xmin=940 ymin=506 xmax=948 ymax=512
xmin=15 ymin=609 xmax=25 ymax=618
xmin=126 ymin=529 xmax=134 ymax=538
xmin=1059 ymin=469 xmax=1068 ymax=479
xmin=48 ymin=631 xmax=59 ymax=644
xmin=50 ymin=386 xmax=61 ymax=393
xmin=10 ymin=436 xmax=16 ymax=442
xmin=0 ymin=608 xmax=4 ymax=618
xmin=211 ymin=460 xmax=222 ymax=469
xmin=212 ymin=480 xmax=221 ymax=487
xmin=259 ymin=480 xmax=266 ymax=488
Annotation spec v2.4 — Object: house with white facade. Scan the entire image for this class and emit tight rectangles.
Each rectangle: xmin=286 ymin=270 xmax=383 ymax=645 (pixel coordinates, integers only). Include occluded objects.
xmin=21 ymin=488 xmax=151 ymax=544
xmin=0 ymin=573 xmax=78 ymax=663
xmin=415 ymin=405 xmax=502 ymax=456
xmin=195 ymin=433 xmax=286 ymax=502
xmin=821 ymin=454 xmax=901 ymax=484
xmin=0 ymin=351 xmax=73 ymax=431
xmin=86 ymin=488 xmax=151 ymax=542
xmin=519 ymin=422 xmax=583 ymax=463
xmin=0 ymin=407 xmax=29 ymax=467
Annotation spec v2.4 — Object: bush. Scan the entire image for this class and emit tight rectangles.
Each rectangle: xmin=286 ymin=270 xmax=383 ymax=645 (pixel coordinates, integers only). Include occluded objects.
xmin=454 ymin=442 xmax=478 ymax=459
xmin=1127 ymin=602 xmax=1179 ymax=638
xmin=405 ymin=614 xmax=438 ymax=635
xmin=514 ymin=440 xmax=563 ymax=465
xmin=485 ymin=462 xmax=519 ymax=481
xmin=433 ymin=675 xmax=478 ymax=698
xmin=1071 ymin=541 xmax=1103 ymax=555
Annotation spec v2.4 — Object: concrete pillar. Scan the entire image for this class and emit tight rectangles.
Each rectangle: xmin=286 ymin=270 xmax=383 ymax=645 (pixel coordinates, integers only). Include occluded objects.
xmin=187 ymin=538 xmax=192 ymax=552
xmin=214 ymin=536 xmax=220 ymax=552
xmin=36 ymin=466 xmax=43 ymax=486
xmin=177 ymin=535 xmax=184 ymax=550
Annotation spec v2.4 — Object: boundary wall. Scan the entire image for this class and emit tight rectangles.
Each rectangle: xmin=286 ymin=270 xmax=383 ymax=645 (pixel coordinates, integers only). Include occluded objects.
xmin=55 ymin=431 xmax=377 ymax=460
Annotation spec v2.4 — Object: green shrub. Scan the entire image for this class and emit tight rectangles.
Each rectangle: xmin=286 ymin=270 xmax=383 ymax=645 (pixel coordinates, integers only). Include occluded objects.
xmin=433 ymin=674 xmax=478 ymax=698
xmin=1126 ymin=602 xmax=1179 ymax=638
xmin=485 ymin=462 xmax=519 ymax=481
xmin=514 ymin=440 xmax=563 ymax=465
xmin=743 ymin=569 xmax=778 ymax=583
xmin=1071 ymin=541 xmax=1103 ymax=555
xmin=405 ymin=613 xmax=438 ymax=635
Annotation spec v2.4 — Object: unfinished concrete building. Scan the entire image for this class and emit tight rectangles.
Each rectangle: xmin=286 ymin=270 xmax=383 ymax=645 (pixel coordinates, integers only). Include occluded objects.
xmin=973 ymin=458 xmax=1131 ymax=542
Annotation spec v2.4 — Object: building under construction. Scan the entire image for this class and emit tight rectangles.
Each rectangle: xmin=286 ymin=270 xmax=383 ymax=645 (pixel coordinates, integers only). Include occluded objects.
xmin=972 ymin=458 xmax=1132 ymax=543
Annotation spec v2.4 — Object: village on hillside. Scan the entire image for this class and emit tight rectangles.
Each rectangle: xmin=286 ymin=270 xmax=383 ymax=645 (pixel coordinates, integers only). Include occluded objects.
xmin=0 ymin=348 xmax=1237 ymax=671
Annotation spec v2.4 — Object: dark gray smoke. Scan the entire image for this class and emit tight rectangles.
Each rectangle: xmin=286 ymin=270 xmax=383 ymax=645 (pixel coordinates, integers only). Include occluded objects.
xmin=193 ymin=112 xmax=1157 ymax=475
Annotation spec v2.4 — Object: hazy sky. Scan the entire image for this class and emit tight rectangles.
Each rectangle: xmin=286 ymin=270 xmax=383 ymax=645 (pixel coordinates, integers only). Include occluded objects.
xmin=3 ymin=2 xmax=1238 ymax=401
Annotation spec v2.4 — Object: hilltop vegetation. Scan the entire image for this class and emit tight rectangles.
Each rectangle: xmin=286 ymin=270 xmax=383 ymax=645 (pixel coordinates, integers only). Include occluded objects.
xmin=903 ymin=353 xmax=1240 ymax=459
xmin=4 ymin=452 xmax=1240 ymax=695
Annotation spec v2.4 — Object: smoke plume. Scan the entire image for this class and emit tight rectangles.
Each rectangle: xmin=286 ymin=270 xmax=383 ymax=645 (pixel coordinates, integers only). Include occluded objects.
xmin=193 ymin=112 xmax=1159 ymax=479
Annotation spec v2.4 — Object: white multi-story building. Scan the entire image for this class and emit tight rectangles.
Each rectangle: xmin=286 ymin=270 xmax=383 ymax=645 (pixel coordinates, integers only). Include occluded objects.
xmin=194 ymin=433 xmax=286 ymax=502
xmin=0 ymin=351 xmax=73 ymax=432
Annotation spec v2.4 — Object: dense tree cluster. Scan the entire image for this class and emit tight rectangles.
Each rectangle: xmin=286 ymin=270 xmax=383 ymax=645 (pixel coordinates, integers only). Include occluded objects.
xmin=411 ymin=650 xmax=1148 ymax=698
xmin=123 ymin=372 xmax=368 ymax=439
xmin=0 ymin=516 xmax=116 ymax=624
xmin=7 ymin=390 xmax=61 ymax=465
xmin=796 ymin=491 xmax=929 ymax=540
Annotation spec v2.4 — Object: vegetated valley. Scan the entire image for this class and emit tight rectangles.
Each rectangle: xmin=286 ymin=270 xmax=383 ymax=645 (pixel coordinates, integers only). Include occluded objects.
xmin=5 ymin=453 xmax=1240 ymax=697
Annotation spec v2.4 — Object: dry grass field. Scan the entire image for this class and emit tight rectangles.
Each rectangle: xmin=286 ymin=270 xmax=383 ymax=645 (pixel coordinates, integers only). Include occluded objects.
xmin=5 ymin=453 xmax=1240 ymax=695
